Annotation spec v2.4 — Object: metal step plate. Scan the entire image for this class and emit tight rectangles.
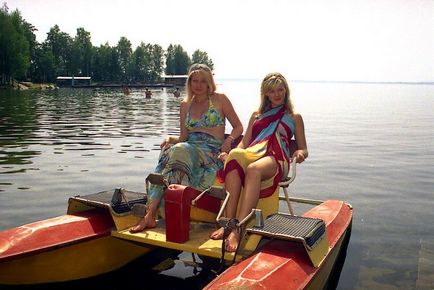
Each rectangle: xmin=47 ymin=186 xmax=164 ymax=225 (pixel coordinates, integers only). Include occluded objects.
xmin=247 ymin=213 xmax=325 ymax=250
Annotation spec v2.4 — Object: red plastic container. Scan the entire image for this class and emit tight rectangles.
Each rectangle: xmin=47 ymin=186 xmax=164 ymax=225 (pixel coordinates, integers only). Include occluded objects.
xmin=164 ymin=184 xmax=192 ymax=243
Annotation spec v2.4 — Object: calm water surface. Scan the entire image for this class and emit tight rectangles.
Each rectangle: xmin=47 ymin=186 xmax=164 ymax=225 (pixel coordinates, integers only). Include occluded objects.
xmin=1 ymin=80 xmax=433 ymax=289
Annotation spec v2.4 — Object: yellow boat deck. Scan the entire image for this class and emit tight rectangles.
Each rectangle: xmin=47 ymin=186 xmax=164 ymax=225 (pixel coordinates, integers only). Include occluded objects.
xmin=111 ymin=220 xmax=258 ymax=261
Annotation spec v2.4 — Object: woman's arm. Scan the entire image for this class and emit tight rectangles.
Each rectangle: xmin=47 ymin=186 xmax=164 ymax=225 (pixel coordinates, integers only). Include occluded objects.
xmin=218 ymin=111 xmax=255 ymax=161
xmin=178 ymin=101 xmax=189 ymax=142
xmin=161 ymin=101 xmax=189 ymax=148
xmin=220 ymin=94 xmax=243 ymax=152
xmin=237 ymin=112 xmax=257 ymax=149
xmin=292 ymin=113 xmax=308 ymax=163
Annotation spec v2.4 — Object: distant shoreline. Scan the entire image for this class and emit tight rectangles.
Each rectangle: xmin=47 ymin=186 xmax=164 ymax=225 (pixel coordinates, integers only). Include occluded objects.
xmin=1 ymin=83 xmax=177 ymax=90
xmin=290 ymin=79 xmax=434 ymax=85
xmin=4 ymin=80 xmax=433 ymax=91
xmin=216 ymin=78 xmax=434 ymax=85
xmin=57 ymin=83 xmax=175 ymax=89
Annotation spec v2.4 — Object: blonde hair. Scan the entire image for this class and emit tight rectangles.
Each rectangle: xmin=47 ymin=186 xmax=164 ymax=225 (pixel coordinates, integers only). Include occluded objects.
xmin=258 ymin=72 xmax=293 ymax=115
xmin=185 ymin=63 xmax=217 ymax=102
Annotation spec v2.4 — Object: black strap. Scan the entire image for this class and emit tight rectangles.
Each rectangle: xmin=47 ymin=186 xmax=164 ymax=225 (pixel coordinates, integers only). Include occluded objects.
xmin=216 ymin=218 xmax=240 ymax=273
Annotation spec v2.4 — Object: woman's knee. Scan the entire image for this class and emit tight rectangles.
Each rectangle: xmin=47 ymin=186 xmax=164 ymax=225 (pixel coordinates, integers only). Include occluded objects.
xmin=169 ymin=143 xmax=194 ymax=158
xmin=246 ymin=158 xmax=277 ymax=179
xmin=245 ymin=163 xmax=261 ymax=178
xmin=171 ymin=143 xmax=190 ymax=152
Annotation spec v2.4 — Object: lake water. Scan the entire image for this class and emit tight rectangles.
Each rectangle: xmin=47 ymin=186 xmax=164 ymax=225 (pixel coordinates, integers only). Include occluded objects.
xmin=1 ymin=80 xmax=434 ymax=289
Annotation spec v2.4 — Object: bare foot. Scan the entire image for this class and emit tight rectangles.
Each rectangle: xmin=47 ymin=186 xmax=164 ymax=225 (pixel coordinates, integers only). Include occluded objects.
xmin=225 ymin=229 xmax=240 ymax=252
xmin=129 ymin=212 xmax=156 ymax=233
xmin=209 ymin=227 xmax=224 ymax=240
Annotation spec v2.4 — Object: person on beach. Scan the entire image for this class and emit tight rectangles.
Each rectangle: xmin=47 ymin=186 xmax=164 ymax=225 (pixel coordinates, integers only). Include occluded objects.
xmin=130 ymin=63 xmax=243 ymax=232
xmin=209 ymin=72 xmax=308 ymax=252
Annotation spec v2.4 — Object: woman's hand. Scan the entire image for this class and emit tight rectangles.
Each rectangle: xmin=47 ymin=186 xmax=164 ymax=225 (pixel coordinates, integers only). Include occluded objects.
xmin=218 ymin=152 xmax=228 ymax=162
xmin=160 ymin=137 xmax=171 ymax=150
xmin=292 ymin=150 xmax=307 ymax=163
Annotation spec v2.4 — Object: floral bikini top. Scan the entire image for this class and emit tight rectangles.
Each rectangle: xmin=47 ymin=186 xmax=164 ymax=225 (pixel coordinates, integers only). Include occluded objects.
xmin=185 ymin=96 xmax=225 ymax=130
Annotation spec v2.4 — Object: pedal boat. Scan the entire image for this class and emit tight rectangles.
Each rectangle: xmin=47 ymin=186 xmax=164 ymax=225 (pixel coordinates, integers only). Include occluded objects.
xmin=0 ymin=161 xmax=352 ymax=289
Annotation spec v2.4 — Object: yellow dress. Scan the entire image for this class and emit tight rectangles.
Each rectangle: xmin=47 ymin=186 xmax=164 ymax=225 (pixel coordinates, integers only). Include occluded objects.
xmin=224 ymin=105 xmax=295 ymax=198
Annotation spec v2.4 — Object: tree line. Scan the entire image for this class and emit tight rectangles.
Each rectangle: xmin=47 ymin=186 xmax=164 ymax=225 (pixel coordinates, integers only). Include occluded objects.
xmin=0 ymin=3 xmax=214 ymax=85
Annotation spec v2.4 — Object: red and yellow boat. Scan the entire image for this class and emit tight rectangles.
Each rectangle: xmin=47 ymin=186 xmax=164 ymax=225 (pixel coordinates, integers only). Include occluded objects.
xmin=0 ymin=162 xmax=352 ymax=288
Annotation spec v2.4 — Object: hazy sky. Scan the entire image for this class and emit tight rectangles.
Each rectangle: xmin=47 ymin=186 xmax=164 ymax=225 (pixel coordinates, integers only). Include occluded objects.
xmin=5 ymin=0 xmax=434 ymax=82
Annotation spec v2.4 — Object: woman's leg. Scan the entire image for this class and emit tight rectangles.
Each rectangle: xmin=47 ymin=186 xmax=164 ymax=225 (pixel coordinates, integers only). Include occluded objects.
xmin=225 ymin=156 xmax=278 ymax=252
xmin=209 ymin=169 xmax=243 ymax=239
xmin=130 ymin=142 xmax=198 ymax=233
xmin=129 ymin=198 xmax=160 ymax=232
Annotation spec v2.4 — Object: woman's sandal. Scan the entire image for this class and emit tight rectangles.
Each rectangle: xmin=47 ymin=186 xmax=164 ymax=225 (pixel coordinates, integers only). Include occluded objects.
xmin=214 ymin=219 xmax=243 ymax=274
xmin=220 ymin=218 xmax=241 ymax=253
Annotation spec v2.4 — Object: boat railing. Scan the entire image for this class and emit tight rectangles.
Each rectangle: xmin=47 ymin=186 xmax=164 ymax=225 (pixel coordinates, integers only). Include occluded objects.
xmin=278 ymin=157 xmax=325 ymax=210
xmin=191 ymin=186 xmax=230 ymax=224
xmin=279 ymin=196 xmax=324 ymax=206
xmin=279 ymin=156 xmax=298 ymax=214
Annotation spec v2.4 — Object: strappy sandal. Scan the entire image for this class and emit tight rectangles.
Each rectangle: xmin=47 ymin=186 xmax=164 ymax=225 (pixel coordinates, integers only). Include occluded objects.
xmin=215 ymin=218 xmax=241 ymax=273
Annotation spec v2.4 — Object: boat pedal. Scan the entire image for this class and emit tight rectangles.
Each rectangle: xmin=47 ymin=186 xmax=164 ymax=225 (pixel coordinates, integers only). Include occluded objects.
xmin=246 ymin=213 xmax=328 ymax=267
xmin=247 ymin=213 xmax=325 ymax=249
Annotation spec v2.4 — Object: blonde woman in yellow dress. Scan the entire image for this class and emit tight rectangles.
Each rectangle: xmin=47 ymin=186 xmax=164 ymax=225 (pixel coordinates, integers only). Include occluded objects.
xmin=210 ymin=72 xmax=308 ymax=252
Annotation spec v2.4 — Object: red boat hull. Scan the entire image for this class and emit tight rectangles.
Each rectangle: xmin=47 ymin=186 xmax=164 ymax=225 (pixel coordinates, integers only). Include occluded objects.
xmin=0 ymin=195 xmax=352 ymax=287
xmin=204 ymin=200 xmax=353 ymax=290
xmin=0 ymin=209 xmax=113 ymax=261
xmin=0 ymin=209 xmax=150 ymax=284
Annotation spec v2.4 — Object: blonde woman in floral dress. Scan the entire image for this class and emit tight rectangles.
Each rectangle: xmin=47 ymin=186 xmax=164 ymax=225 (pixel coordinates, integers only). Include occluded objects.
xmin=130 ymin=64 xmax=243 ymax=232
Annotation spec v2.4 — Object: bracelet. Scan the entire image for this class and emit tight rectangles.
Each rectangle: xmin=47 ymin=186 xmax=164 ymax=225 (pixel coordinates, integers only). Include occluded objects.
xmin=227 ymin=135 xmax=235 ymax=141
